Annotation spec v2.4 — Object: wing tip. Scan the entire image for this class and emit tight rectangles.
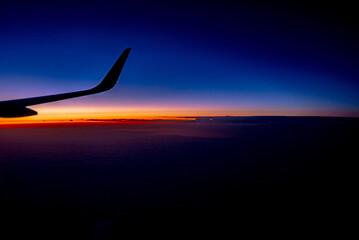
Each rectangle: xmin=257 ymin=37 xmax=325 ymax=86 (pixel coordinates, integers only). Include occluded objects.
xmin=92 ymin=48 xmax=131 ymax=92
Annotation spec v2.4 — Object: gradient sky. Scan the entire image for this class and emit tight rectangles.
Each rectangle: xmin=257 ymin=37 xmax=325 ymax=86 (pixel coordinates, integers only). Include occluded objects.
xmin=0 ymin=1 xmax=358 ymax=122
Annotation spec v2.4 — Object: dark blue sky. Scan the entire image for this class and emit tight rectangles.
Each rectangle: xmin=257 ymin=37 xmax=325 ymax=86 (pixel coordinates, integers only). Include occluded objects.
xmin=0 ymin=0 xmax=358 ymax=118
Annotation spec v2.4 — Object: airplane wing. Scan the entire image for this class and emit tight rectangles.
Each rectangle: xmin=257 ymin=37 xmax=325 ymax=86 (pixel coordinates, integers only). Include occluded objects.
xmin=0 ymin=48 xmax=131 ymax=117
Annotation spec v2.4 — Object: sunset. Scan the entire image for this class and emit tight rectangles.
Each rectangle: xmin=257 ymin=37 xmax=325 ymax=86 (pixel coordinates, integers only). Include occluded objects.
xmin=0 ymin=0 xmax=357 ymax=238
xmin=1 ymin=1 xmax=358 ymax=123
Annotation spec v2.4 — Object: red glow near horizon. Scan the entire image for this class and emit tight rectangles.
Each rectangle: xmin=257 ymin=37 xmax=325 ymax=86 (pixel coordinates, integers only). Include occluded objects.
xmin=0 ymin=101 xmax=358 ymax=127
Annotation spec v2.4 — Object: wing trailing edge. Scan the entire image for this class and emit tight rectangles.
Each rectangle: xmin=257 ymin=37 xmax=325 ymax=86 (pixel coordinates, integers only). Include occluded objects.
xmin=0 ymin=48 xmax=131 ymax=118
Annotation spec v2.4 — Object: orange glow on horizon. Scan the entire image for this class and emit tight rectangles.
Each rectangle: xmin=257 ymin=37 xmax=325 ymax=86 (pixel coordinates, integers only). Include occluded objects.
xmin=0 ymin=104 xmax=357 ymax=126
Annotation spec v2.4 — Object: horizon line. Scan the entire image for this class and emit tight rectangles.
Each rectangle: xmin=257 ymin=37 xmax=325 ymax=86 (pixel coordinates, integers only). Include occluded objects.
xmin=1 ymin=115 xmax=358 ymax=128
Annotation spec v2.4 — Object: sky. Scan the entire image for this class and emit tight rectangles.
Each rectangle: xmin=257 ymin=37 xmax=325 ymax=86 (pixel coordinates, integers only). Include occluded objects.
xmin=0 ymin=0 xmax=358 ymax=123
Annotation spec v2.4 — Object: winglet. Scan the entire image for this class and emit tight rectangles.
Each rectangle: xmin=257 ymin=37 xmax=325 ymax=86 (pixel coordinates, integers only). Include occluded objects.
xmin=91 ymin=48 xmax=131 ymax=93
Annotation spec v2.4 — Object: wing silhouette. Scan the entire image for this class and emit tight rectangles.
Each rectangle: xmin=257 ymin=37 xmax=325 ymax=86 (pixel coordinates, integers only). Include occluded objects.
xmin=0 ymin=48 xmax=131 ymax=117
